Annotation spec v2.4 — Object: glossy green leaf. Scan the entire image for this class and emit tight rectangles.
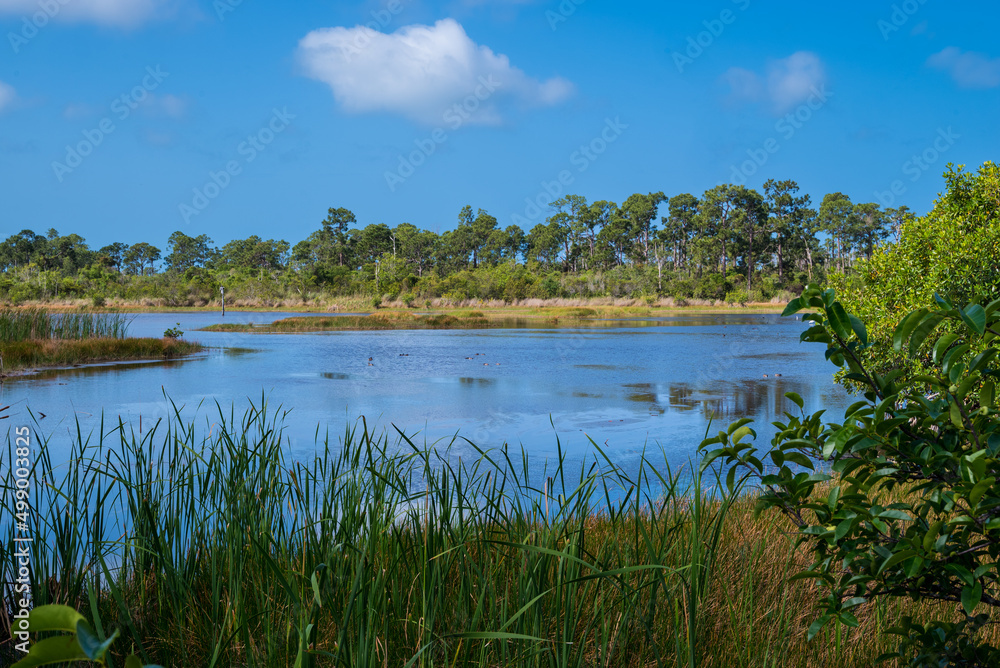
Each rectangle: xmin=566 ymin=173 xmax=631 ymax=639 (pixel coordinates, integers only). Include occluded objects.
xmin=962 ymin=582 xmax=983 ymax=616
xmin=75 ymin=620 xmax=118 ymax=661
xmin=827 ymin=302 xmax=853 ymax=342
xmin=10 ymin=636 xmax=88 ymax=668
xmin=909 ymin=314 xmax=946 ymax=358
xmin=960 ymin=304 xmax=987 ymax=335
xmin=893 ymin=308 xmax=928 ymax=352
xmin=21 ymin=605 xmax=85 ymax=634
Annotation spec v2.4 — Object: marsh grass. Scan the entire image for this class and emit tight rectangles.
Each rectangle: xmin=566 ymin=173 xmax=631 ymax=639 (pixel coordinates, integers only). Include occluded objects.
xmin=0 ymin=309 xmax=131 ymax=342
xmin=0 ymin=309 xmax=201 ymax=371
xmin=0 ymin=337 xmax=202 ymax=370
xmin=1 ymin=402 xmax=992 ymax=666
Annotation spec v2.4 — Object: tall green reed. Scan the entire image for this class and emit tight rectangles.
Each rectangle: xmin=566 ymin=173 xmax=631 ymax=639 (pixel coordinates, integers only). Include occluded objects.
xmin=1 ymin=397 xmax=745 ymax=667
xmin=0 ymin=309 xmax=131 ymax=342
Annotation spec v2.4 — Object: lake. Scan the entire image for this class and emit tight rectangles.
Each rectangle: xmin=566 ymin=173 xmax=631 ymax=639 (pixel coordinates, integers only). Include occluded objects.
xmin=1 ymin=311 xmax=850 ymax=473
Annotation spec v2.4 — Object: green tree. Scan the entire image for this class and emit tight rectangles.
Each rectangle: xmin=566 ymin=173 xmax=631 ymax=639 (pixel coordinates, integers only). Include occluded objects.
xmin=0 ymin=229 xmax=46 ymax=270
xmin=98 ymin=242 xmax=129 ymax=273
xmin=165 ymin=231 xmax=216 ymax=271
xmin=764 ymin=179 xmax=812 ymax=281
xmin=123 ymin=243 xmax=161 ymax=276
xmin=853 ymin=202 xmax=892 ymax=260
xmin=701 ymin=185 xmax=744 ymax=278
xmin=661 ymin=193 xmax=699 ymax=273
xmin=322 ymin=207 xmax=357 ymax=267
xmin=730 ymin=187 xmax=767 ymax=291
xmin=819 ymin=192 xmax=858 ymax=273
xmin=838 ymin=162 xmax=1000 ymax=381
xmin=620 ymin=191 xmax=666 ymax=264
xmin=702 ymin=286 xmax=1000 ymax=666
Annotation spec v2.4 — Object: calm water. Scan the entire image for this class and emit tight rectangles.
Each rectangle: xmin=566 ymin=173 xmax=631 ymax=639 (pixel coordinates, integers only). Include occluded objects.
xmin=1 ymin=311 xmax=850 ymax=471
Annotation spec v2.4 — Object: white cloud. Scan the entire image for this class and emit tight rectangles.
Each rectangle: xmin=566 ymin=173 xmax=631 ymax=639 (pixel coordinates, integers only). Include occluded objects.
xmin=0 ymin=0 xmax=178 ymax=28
xmin=296 ymin=18 xmax=574 ymax=125
xmin=722 ymin=51 xmax=828 ymax=115
xmin=0 ymin=80 xmax=16 ymax=112
xmin=927 ymin=47 xmax=1000 ymax=89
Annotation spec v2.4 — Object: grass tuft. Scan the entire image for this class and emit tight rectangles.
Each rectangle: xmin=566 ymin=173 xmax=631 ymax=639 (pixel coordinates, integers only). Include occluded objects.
xmin=1 ymin=401 xmax=992 ymax=665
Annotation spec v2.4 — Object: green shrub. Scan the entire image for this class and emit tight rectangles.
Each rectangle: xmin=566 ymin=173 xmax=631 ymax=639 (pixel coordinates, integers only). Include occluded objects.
xmin=724 ymin=288 xmax=749 ymax=305
xmin=702 ymin=285 xmax=1000 ymax=665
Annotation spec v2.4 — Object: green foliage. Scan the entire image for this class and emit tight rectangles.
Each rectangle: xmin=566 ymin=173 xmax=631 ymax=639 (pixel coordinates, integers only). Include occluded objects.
xmin=162 ymin=324 xmax=183 ymax=339
xmin=701 ymin=285 xmax=1000 ymax=666
xmin=11 ymin=604 xmax=160 ymax=668
xmin=3 ymin=167 xmax=908 ymax=305
xmin=1 ymin=395 xmax=753 ymax=666
xmin=838 ymin=162 xmax=1000 ymax=383
xmin=0 ymin=309 xmax=129 ymax=342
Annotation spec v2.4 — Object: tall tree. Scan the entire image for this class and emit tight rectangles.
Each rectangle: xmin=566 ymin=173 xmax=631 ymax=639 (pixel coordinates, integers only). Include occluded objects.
xmin=853 ymin=202 xmax=892 ymax=260
xmin=731 ymin=187 xmax=767 ymax=290
xmin=98 ymin=242 xmax=129 ymax=273
xmin=619 ymin=192 xmax=666 ymax=264
xmin=663 ymin=193 xmax=699 ymax=273
xmin=818 ymin=192 xmax=857 ymax=273
xmin=700 ymin=185 xmax=741 ymax=277
xmin=165 ymin=231 xmax=216 ymax=271
xmin=322 ymin=207 xmax=357 ymax=267
xmin=763 ymin=179 xmax=811 ymax=281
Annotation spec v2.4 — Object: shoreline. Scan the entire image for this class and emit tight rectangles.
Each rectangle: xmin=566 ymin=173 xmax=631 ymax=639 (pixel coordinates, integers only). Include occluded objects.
xmin=1 ymin=297 xmax=787 ymax=315
xmin=0 ymin=337 xmax=204 ymax=376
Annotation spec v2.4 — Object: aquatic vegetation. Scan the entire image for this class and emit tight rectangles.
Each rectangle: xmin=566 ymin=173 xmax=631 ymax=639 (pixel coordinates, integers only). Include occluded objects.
xmin=0 ymin=309 xmax=131 ymax=343
xmin=2 ymin=399 xmax=991 ymax=666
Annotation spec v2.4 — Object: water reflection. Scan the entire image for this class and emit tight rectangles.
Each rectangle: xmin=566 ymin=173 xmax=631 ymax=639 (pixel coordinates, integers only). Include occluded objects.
xmin=622 ymin=378 xmax=815 ymax=421
xmin=458 ymin=377 xmax=496 ymax=386
xmin=0 ymin=311 xmax=848 ymax=475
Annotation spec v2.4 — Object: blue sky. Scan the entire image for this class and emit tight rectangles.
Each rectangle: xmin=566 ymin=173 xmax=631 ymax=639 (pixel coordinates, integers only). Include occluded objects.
xmin=1 ymin=0 xmax=998 ymax=249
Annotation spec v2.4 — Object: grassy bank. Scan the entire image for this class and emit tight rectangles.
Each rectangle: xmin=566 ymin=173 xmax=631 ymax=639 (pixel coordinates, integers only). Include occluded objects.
xmin=2 ymin=402 xmax=993 ymax=667
xmin=0 ymin=336 xmax=203 ymax=371
xmin=202 ymin=310 xmax=548 ymax=332
xmin=0 ymin=308 xmax=202 ymax=372
xmin=13 ymin=295 xmax=787 ymax=315
xmin=199 ymin=304 xmax=775 ymax=333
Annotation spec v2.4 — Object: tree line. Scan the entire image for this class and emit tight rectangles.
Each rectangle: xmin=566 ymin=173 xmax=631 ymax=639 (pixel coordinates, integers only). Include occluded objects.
xmin=0 ymin=179 xmax=912 ymax=304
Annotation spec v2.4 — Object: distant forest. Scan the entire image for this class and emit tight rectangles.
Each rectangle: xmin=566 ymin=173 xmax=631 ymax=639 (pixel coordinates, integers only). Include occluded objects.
xmin=0 ymin=179 xmax=911 ymax=306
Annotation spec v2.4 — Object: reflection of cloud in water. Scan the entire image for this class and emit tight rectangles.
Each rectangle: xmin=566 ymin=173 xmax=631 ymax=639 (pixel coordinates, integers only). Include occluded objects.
xmin=622 ymin=379 xmax=828 ymax=420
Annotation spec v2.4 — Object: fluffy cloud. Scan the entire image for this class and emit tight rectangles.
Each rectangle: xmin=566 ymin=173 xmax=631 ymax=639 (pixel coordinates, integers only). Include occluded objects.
xmin=0 ymin=80 xmax=16 ymax=112
xmin=296 ymin=18 xmax=574 ymax=125
xmin=0 ymin=0 xmax=178 ymax=28
xmin=723 ymin=51 xmax=828 ymax=114
xmin=927 ymin=47 xmax=1000 ymax=89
